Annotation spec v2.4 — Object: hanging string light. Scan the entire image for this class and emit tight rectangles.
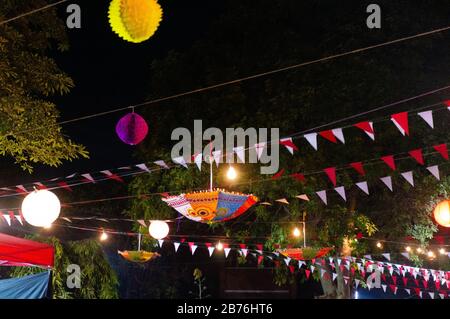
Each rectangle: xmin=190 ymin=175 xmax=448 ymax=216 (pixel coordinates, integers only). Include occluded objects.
xmin=216 ymin=241 xmax=224 ymax=251
xmin=405 ymin=246 xmax=411 ymax=252
xmin=226 ymin=166 xmax=238 ymax=180
xmin=100 ymin=231 xmax=108 ymax=241
xmin=439 ymin=248 xmax=447 ymax=255
xmin=376 ymin=242 xmax=382 ymax=249
xmin=292 ymin=227 xmax=301 ymax=237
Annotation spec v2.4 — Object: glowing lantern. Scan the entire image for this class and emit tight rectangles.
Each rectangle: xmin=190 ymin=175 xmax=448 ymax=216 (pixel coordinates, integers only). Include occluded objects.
xmin=21 ymin=190 xmax=61 ymax=227
xmin=116 ymin=112 xmax=149 ymax=145
xmin=226 ymin=166 xmax=237 ymax=180
xmin=149 ymin=220 xmax=169 ymax=239
xmin=433 ymin=200 xmax=450 ymax=228
xmin=109 ymin=0 xmax=163 ymax=43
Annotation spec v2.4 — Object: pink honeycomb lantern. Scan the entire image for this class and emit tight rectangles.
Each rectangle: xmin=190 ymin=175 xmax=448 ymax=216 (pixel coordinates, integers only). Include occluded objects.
xmin=116 ymin=112 xmax=149 ymax=145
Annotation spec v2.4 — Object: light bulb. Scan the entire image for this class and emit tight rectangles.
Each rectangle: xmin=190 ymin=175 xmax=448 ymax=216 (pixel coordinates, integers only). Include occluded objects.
xmin=149 ymin=221 xmax=169 ymax=240
xmin=216 ymin=241 xmax=224 ymax=251
xmin=405 ymin=246 xmax=411 ymax=252
xmin=417 ymin=247 xmax=423 ymax=253
xmin=100 ymin=231 xmax=108 ymax=241
xmin=439 ymin=248 xmax=446 ymax=255
xmin=21 ymin=189 xmax=61 ymax=227
xmin=376 ymin=242 xmax=382 ymax=248
xmin=427 ymin=251 xmax=435 ymax=258
xmin=226 ymin=166 xmax=237 ymax=180
xmin=293 ymin=227 xmax=301 ymax=237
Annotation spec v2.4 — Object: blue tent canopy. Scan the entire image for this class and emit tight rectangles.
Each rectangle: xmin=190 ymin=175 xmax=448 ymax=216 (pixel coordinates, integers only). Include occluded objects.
xmin=0 ymin=272 xmax=50 ymax=299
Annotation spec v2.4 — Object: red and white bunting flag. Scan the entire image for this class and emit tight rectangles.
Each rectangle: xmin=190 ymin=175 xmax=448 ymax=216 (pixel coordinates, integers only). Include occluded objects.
xmin=284 ymin=257 xmax=291 ymax=266
xmin=15 ymin=215 xmax=23 ymax=225
xmin=427 ymin=165 xmax=440 ymax=180
xmin=255 ymin=143 xmax=266 ymax=160
xmin=233 ymin=146 xmax=245 ymax=163
xmin=391 ymin=112 xmax=409 ymax=136
xmin=255 ymin=244 xmax=263 ymax=255
xmin=257 ymin=255 xmax=264 ymax=265
xmin=401 ymin=171 xmax=414 ymax=186
xmin=316 ymin=190 xmax=327 ymax=205
xmin=212 ymin=150 xmax=222 ymax=167
xmin=58 ymin=181 xmax=73 ymax=192
xmin=158 ymin=240 xmax=164 ymax=248
xmin=401 ymin=252 xmax=410 ymax=259
xmin=296 ymin=194 xmax=310 ymax=201
xmin=137 ymin=220 xmax=147 ymax=227
xmin=433 ymin=144 xmax=449 ymax=160
xmin=304 ymin=133 xmax=318 ymax=151
xmin=275 ymin=198 xmax=289 ymax=205
xmin=15 ymin=185 xmax=28 ymax=194
xmin=272 ymin=169 xmax=285 ymax=180
xmin=310 ymin=265 xmax=315 ymax=273
xmin=332 ymin=273 xmax=338 ymax=281
xmin=100 ymin=170 xmax=124 ymax=183
xmin=408 ymin=149 xmax=424 ymax=165
xmin=205 ymin=243 xmax=215 ymax=257
xmin=355 ymin=279 xmax=360 ymax=288
xmin=381 ymin=155 xmax=396 ymax=171
xmin=136 ymin=163 xmax=150 ymax=172
xmin=172 ymin=156 xmax=188 ymax=168
xmin=193 ymin=153 xmax=202 ymax=171
xmin=323 ymin=167 xmax=337 ymax=186
xmin=174 ymin=242 xmax=181 ymax=252
xmin=350 ymin=162 xmax=365 ymax=176
xmin=34 ymin=182 xmax=47 ymax=190
xmin=389 ymin=285 xmax=398 ymax=295
xmin=154 ymin=160 xmax=170 ymax=169
xmin=382 ymin=253 xmax=391 ymax=261
xmin=224 ymin=247 xmax=231 ymax=258
xmin=405 ymin=288 xmax=411 ymax=295
xmin=356 ymin=181 xmax=369 ymax=195
xmin=82 ymin=173 xmax=95 ymax=183
xmin=290 ymin=173 xmax=305 ymax=183
xmin=332 ymin=128 xmax=345 ymax=144
xmin=417 ymin=110 xmax=434 ymax=129
xmin=380 ymin=176 xmax=393 ymax=192
xmin=354 ymin=121 xmax=375 ymax=140
xmin=319 ymin=130 xmax=337 ymax=144
xmin=445 ymin=100 xmax=450 ymax=109
xmin=334 ymin=186 xmax=346 ymax=202
xmin=381 ymin=284 xmax=387 ymax=292
xmin=279 ymin=138 xmax=299 ymax=155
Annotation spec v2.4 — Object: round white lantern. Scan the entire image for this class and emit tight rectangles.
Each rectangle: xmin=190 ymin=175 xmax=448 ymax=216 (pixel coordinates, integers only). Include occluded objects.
xmin=149 ymin=220 xmax=169 ymax=239
xmin=21 ymin=190 xmax=61 ymax=227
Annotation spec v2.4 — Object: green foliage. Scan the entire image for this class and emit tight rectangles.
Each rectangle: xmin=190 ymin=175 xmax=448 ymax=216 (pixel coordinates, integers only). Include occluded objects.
xmin=0 ymin=0 xmax=88 ymax=171
xmin=9 ymin=236 xmax=119 ymax=299
xmin=190 ymin=268 xmax=210 ymax=299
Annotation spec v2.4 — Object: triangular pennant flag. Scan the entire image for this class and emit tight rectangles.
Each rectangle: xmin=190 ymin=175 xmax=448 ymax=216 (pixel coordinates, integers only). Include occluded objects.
xmin=224 ymin=248 xmax=231 ymax=258
xmin=380 ymin=176 xmax=393 ymax=191
xmin=296 ymin=194 xmax=310 ymax=201
xmin=275 ymin=198 xmax=289 ymax=205
xmin=241 ymin=249 xmax=248 ymax=257
xmin=355 ymin=279 xmax=360 ymax=288
xmin=255 ymin=143 xmax=266 ymax=160
xmin=354 ymin=121 xmax=375 ymax=140
xmin=401 ymin=171 xmax=414 ymax=186
xmin=323 ymin=167 xmax=337 ymax=186
xmin=391 ymin=112 xmax=409 ymax=136
xmin=290 ymin=173 xmax=305 ymax=183
xmin=193 ymin=153 xmax=203 ymax=171
xmin=174 ymin=242 xmax=181 ymax=252
xmin=255 ymin=244 xmax=263 ymax=255
xmin=272 ymin=169 xmax=285 ymax=180
xmin=191 ymin=245 xmax=198 ymax=255
xmin=207 ymin=247 xmax=215 ymax=257
xmin=364 ymin=255 xmax=372 ymax=260
xmin=257 ymin=255 xmax=264 ymax=265
xmin=298 ymin=261 xmax=305 ymax=268
xmin=279 ymin=138 xmax=299 ymax=155
xmin=2 ymin=214 xmax=11 ymax=226
xmin=310 ymin=266 xmax=315 ymax=273
xmin=332 ymin=128 xmax=345 ymax=144
xmin=332 ymin=273 xmax=338 ymax=281
xmin=233 ymin=146 xmax=245 ymax=163
xmin=316 ymin=190 xmax=327 ymax=205
xmin=136 ymin=163 xmax=150 ymax=172
xmin=212 ymin=150 xmax=222 ymax=167
xmin=284 ymin=257 xmax=291 ymax=266
xmin=58 ymin=181 xmax=73 ymax=192
xmin=100 ymin=170 xmax=124 ymax=183
xmin=319 ymin=130 xmax=337 ymax=143
xmin=260 ymin=202 xmax=272 ymax=206
xmin=433 ymin=144 xmax=449 ymax=160
xmin=137 ymin=220 xmax=147 ymax=227
xmin=427 ymin=165 xmax=440 ymax=180
xmin=158 ymin=240 xmax=164 ymax=248
xmin=15 ymin=215 xmax=23 ymax=225
xmin=350 ymin=162 xmax=365 ymax=176
xmin=401 ymin=252 xmax=410 ymax=259
xmin=305 ymin=269 xmax=311 ymax=279
xmin=417 ymin=110 xmax=434 ymax=129
xmin=173 ymin=156 xmax=188 ymax=168
xmin=428 ymin=292 xmax=434 ymax=299
xmin=82 ymin=173 xmax=95 ymax=183
xmin=389 ymin=285 xmax=398 ymax=295
xmin=33 ymin=182 xmax=47 ymax=190
xmin=381 ymin=284 xmax=387 ymax=292
xmin=304 ymin=133 xmax=318 ymax=151
xmin=382 ymin=253 xmax=391 ymax=261
xmin=334 ymin=186 xmax=346 ymax=201
xmin=320 ymin=269 xmax=326 ymax=278
xmin=405 ymin=288 xmax=411 ymax=295
xmin=381 ymin=155 xmax=396 ymax=170
xmin=408 ymin=149 xmax=424 ymax=165
xmin=356 ymin=181 xmax=369 ymax=195
xmin=154 ymin=160 xmax=170 ymax=169
xmin=439 ymin=293 xmax=445 ymax=299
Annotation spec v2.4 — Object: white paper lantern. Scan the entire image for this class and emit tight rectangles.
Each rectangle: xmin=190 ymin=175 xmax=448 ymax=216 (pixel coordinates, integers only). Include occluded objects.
xmin=21 ymin=190 xmax=61 ymax=227
xmin=149 ymin=220 xmax=169 ymax=240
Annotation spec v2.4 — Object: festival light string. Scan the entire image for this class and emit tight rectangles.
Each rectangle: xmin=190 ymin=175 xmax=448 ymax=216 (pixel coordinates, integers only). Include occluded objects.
xmin=0 ymin=0 xmax=68 ymax=26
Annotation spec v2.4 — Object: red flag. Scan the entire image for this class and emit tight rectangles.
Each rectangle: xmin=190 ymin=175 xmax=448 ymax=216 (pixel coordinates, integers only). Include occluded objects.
xmin=354 ymin=121 xmax=374 ymax=134
xmin=272 ymin=169 xmax=285 ymax=180
xmin=205 ymin=243 xmax=212 ymax=248
xmin=15 ymin=185 xmax=28 ymax=195
xmin=255 ymin=244 xmax=263 ymax=252
xmin=257 ymin=255 xmax=264 ymax=265
xmin=444 ymin=100 xmax=450 ymax=107
xmin=422 ymin=280 xmax=428 ymax=289
xmin=319 ymin=130 xmax=337 ymax=143
xmin=289 ymin=265 xmax=295 ymax=274
xmin=414 ymin=288 xmax=421 ymax=297
xmin=188 ymin=242 xmax=195 ymax=251
xmin=392 ymin=275 xmax=397 ymax=285
xmin=323 ymin=167 xmax=337 ymax=186
xmin=350 ymin=162 xmax=365 ymax=176
xmin=239 ymin=244 xmax=246 ymax=249
xmin=305 ymin=269 xmax=311 ymax=279
xmin=381 ymin=155 xmax=396 ymax=170
xmin=279 ymin=138 xmax=299 ymax=152
xmin=389 ymin=284 xmax=397 ymax=293
xmin=391 ymin=112 xmax=409 ymax=136
xmin=402 ymin=277 xmax=408 ymax=286
xmin=433 ymin=144 xmax=449 ymax=160
xmin=58 ymin=181 xmax=73 ymax=192
xmin=408 ymin=149 xmax=424 ymax=165
xmin=290 ymin=173 xmax=305 ymax=183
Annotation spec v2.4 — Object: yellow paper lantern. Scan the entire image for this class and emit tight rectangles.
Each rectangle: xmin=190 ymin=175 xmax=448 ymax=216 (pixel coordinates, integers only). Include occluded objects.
xmin=109 ymin=0 xmax=163 ymax=43
xmin=433 ymin=200 xmax=450 ymax=227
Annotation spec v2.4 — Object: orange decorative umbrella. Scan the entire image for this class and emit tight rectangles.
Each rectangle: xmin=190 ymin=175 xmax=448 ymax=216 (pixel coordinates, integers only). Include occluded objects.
xmin=279 ymin=247 xmax=332 ymax=261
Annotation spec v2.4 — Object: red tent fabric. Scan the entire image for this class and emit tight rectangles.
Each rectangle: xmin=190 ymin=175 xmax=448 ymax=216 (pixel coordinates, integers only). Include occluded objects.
xmin=0 ymin=233 xmax=54 ymax=268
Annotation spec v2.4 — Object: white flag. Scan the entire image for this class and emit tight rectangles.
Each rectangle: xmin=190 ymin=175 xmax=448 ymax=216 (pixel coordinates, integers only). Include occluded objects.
xmin=429 ymin=292 xmax=434 ymax=299
xmin=254 ymin=143 xmax=266 ymax=160
xmin=332 ymin=273 xmax=338 ymax=281
xmin=82 ymin=173 xmax=95 ymax=183
xmin=172 ymin=156 xmax=188 ymax=168
xmin=316 ymin=190 xmax=327 ymax=205
xmin=174 ymin=242 xmax=181 ymax=252
xmin=401 ymin=171 xmax=414 ymax=186
xmin=380 ymin=176 xmax=393 ymax=191
xmin=304 ymin=133 xmax=318 ymax=151
xmin=154 ymin=160 xmax=170 ymax=169
xmin=212 ymin=150 xmax=222 ymax=167
xmin=224 ymin=248 xmax=231 ymax=258
xmin=382 ymin=253 xmax=391 ymax=261
xmin=158 ymin=240 xmax=164 ymax=248
xmin=401 ymin=252 xmax=410 ymax=259
xmin=381 ymin=284 xmax=387 ymax=292
xmin=284 ymin=257 xmax=291 ymax=266
xmin=355 ymin=279 xmax=360 ymax=288
xmin=426 ymin=165 xmax=440 ymax=180
xmin=405 ymin=288 xmax=411 ymax=295
xmin=15 ymin=215 xmax=23 ymax=225
xmin=194 ymin=153 xmax=203 ymax=171
xmin=233 ymin=146 xmax=245 ymax=163
xmin=334 ymin=186 xmax=346 ymax=201
xmin=417 ymin=110 xmax=434 ymax=129
xmin=2 ymin=214 xmax=11 ymax=226
xmin=332 ymin=128 xmax=345 ymax=144
xmin=207 ymin=247 xmax=215 ymax=257
xmin=241 ymin=249 xmax=248 ymax=257
xmin=356 ymin=181 xmax=369 ymax=195
xmin=191 ymin=245 xmax=198 ymax=255
xmin=136 ymin=164 xmax=150 ymax=172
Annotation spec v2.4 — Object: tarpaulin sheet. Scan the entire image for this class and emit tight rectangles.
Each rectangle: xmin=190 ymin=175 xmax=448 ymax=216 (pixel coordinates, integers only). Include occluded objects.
xmin=0 ymin=272 xmax=50 ymax=299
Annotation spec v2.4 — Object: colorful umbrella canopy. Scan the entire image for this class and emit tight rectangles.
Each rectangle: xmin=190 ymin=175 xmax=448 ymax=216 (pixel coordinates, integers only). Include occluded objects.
xmin=0 ymin=233 xmax=54 ymax=268
xmin=118 ymin=250 xmax=160 ymax=263
xmin=279 ymin=247 xmax=332 ymax=261
xmin=162 ymin=189 xmax=258 ymax=223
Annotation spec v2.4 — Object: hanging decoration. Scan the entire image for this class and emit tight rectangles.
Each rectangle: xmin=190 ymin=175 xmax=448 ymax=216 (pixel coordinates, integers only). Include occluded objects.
xmin=162 ymin=189 xmax=258 ymax=223
xmin=433 ymin=200 xmax=450 ymax=228
xmin=116 ymin=112 xmax=149 ymax=145
xmin=21 ymin=190 xmax=61 ymax=228
xmin=279 ymin=247 xmax=332 ymax=261
xmin=108 ymin=0 xmax=163 ymax=43
xmin=118 ymin=250 xmax=160 ymax=263
xmin=148 ymin=220 xmax=170 ymax=239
